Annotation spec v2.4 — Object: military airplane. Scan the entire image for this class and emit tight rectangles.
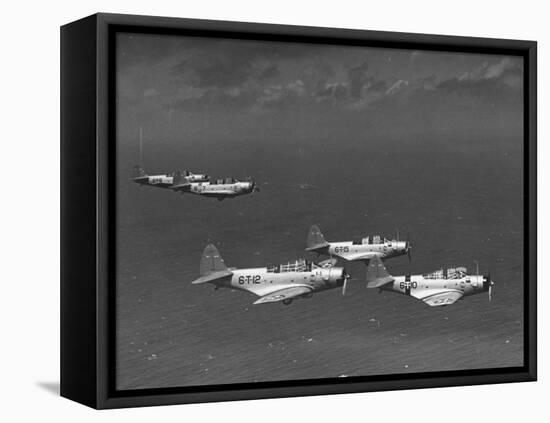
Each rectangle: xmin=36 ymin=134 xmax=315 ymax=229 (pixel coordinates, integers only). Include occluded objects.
xmin=171 ymin=170 xmax=259 ymax=201
xmin=366 ymin=256 xmax=495 ymax=306
xmin=191 ymin=244 xmax=351 ymax=305
xmin=130 ymin=165 xmax=209 ymax=189
xmin=305 ymin=224 xmax=411 ymax=263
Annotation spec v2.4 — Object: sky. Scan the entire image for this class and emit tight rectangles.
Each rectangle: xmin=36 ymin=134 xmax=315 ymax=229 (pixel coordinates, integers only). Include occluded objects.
xmin=116 ymin=32 xmax=523 ymax=160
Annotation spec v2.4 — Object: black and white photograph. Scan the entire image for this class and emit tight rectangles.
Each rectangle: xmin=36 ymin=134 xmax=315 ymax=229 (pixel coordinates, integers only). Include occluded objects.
xmin=3 ymin=0 xmax=547 ymax=419
xmin=115 ymin=31 xmax=526 ymax=390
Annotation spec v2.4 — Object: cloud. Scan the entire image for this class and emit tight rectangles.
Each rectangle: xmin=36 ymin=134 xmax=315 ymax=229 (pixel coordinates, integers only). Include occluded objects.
xmin=347 ymin=61 xmax=370 ymax=100
xmin=164 ymin=49 xmax=522 ymax=117
xmin=438 ymin=57 xmax=523 ymax=102
xmin=385 ymin=80 xmax=409 ymax=95
xmin=458 ymin=57 xmax=521 ymax=83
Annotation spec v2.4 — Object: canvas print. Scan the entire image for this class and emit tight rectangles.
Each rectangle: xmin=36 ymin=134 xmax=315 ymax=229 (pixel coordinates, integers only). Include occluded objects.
xmin=115 ymin=32 xmax=524 ymax=390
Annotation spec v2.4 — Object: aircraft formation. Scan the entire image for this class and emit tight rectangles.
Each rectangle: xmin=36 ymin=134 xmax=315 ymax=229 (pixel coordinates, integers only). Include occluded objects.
xmin=131 ymin=159 xmax=494 ymax=308
xmin=131 ymin=165 xmax=258 ymax=200
xmin=189 ymin=224 xmax=494 ymax=307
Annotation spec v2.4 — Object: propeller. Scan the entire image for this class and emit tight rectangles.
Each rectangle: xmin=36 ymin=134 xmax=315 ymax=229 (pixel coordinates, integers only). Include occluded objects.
xmin=480 ymin=262 xmax=494 ymax=302
xmin=487 ymin=271 xmax=494 ymax=302
xmin=342 ymin=270 xmax=352 ymax=296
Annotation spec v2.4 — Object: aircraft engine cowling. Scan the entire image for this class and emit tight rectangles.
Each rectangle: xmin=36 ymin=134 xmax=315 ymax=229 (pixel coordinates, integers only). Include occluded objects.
xmin=321 ymin=267 xmax=346 ymax=287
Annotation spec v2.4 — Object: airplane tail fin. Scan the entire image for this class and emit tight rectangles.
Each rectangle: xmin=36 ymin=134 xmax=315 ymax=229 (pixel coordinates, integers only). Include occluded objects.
xmin=191 ymin=244 xmax=233 ymax=284
xmin=171 ymin=170 xmax=192 ymax=191
xmin=131 ymin=165 xmax=148 ymax=180
xmin=305 ymin=224 xmax=330 ymax=252
xmin=366 ymin=256 xmax=394 ymax=288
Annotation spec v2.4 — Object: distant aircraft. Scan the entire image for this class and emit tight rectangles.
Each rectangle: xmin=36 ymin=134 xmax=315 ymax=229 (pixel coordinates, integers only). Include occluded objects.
xmin=366 ymin=256 xmax=495 ymax=306
xmin=191 ymin=244 xmax=351 ymax=305
xmin=171 ymin=170 xmax=259 ymax=201
xmin=305 ymin=224 xmax=411 ymax=263
xmin=130 ymin=165 xmax=209 ymax=189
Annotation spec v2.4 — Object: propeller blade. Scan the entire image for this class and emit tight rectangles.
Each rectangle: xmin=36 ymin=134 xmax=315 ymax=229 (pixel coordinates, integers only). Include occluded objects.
xmin=406 ymin=233 xmax=412 ymax=262
xmin=488 ymin=271 xmax=493 ymax=302
xmin=342 ymin=271 xmax=351 ymax=296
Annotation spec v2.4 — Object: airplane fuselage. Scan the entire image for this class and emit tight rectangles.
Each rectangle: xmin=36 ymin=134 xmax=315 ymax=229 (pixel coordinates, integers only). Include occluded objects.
xmin=186 ymin=181 xmax=255 ymax=199
xmin=324 ymin=240 xmax=408 ymax=261
xmin=137 ymin=174 xmax=173 ymax=188
xmin=133 ymin=173 xmax=209 ymax=188
xmin=381 ymin=274 xmax=488 ymax=305
xmin=214 ymin=266 xmax=346 ymax=297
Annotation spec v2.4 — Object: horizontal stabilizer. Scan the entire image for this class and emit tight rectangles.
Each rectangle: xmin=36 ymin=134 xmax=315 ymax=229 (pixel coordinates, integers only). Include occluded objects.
xmin=366 ymin=256 xmax=394 ymax=288
xmin=305 ymin=242 xmax=330 ymax=252
xmin=171 ymin=182 xmax=191 ymax=191
xmin=191 ymin=270 xmax=233 ymax=285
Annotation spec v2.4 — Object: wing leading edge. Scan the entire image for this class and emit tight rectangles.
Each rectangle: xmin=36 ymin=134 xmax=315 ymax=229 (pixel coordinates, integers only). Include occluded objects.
xmin=253 ymin=285 xmax=313 ymax=305
xmin=415 ymin=290 xmax=464 ymax=306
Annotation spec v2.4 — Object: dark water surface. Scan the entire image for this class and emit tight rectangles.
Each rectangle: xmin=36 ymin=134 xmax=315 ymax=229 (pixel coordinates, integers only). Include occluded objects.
xmin=116 ymin=136 xmax=523 ymax=390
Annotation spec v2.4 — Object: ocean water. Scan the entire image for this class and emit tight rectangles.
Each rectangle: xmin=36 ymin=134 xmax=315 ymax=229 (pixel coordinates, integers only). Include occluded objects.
xmin=115 ymin=135 xmax=524 ymax=390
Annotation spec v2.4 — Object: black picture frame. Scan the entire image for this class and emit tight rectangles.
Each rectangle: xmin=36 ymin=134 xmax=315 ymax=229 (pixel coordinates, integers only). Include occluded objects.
xmin=60 ymin=12 xmax=537 ymax=409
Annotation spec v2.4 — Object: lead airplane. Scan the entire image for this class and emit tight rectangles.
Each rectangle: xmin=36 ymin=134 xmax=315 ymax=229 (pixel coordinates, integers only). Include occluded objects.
xmin=171 ymin=170 xmax=259 ymax=200
xmin=130 ymin=165 xmax=209 ymax=189
xmin=366 ymin=256 xmax=495 ymax=306
xmin=191 ymin=244 xmax=351 ymax=305
xmin=305 ymin=224 xmax=411 ymax=263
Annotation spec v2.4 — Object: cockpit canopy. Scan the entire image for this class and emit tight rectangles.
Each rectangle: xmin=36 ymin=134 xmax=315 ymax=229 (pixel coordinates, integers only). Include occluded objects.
xmin=212 ymin=177 xmax=238 ymax=185
xmin=423 ymin=267 xmax=468 ymax=279
xmin=352 ymin=235 xmax=388 ymax=245
xmin=167 ymin=170 xmax=192 ymax=177
xmin=267 ymin=259 xmax=312 ymax=273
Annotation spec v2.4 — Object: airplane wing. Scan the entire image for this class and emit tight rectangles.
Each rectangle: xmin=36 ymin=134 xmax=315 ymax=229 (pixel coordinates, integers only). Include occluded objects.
xmin=350 ymin=252 xmax=381 ymax=261
xmin=253 ymin=285 xmax=313 ymax=305
xmin=413 ymin=289 xmax=464 ymax=307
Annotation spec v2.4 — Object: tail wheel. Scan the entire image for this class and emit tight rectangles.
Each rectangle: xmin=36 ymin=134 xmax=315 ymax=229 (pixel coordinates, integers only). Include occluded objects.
xmin=282 ymin=299 xmax=293 ymax=305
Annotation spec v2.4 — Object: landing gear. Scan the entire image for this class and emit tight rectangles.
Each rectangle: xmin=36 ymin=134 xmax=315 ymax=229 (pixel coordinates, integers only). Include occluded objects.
xmin=303 ymin=292 xmax=313 ymax=299
xmin=282 ymin=299 xmax=293 ymax=305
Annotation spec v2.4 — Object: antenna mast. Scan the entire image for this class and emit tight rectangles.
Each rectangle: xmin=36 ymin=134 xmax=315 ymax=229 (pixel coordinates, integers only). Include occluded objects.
xmin=139 ymin=126 xmax=143 ymax=167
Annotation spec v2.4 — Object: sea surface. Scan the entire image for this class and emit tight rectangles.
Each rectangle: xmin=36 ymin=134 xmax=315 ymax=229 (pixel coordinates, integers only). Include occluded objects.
xmin=116 ymin=135 xmax=524 ymax=390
